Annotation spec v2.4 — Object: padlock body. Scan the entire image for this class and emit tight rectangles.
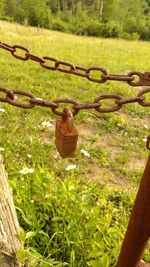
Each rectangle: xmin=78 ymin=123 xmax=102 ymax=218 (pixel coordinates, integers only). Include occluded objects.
xmin=55 ymin=120 xmax=78 ymax=158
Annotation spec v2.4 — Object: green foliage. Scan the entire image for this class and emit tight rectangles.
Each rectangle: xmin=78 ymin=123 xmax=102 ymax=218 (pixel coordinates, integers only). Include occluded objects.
xmin=1 ymin=0 xmax=150 ymax=40
xmin=0 ymin=0 xmax=4 ymax=17
xmin=99 ymin=22 xmax=121 ymax=38
xmin=4 ymin=0 xmax=16 ymax=18
xmin=84 ymin=20 xmax=102 ymax=36
xmin=50 ymin=16 xmax=68 ymax=32
xmin=121 ymin=32 xmax=140 ymax=41
xmin=14 ymin=0 xmax=51 ymax=28
xmin=14 ymin=170 xmax=134 ymax=266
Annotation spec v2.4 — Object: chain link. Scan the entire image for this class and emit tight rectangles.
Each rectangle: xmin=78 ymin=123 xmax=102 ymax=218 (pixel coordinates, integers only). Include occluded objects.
xmin=0 ymin=86 xmax=149 ymax=117
xmin=94 ymin=94 xmax=122 ymax=113
xmin=6 ymin=89 xmax=36 ymax=108
xmin=11 ymin=45 xmax=29 ymax=61
xmin=51 ymin=98 xmax=79 ymax=116
xmin=1 ymin=41 xmax=150 ymax=87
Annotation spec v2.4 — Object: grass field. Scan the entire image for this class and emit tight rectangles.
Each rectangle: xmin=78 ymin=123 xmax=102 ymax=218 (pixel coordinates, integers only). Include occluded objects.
xmin=0 ymin=20 xmax=150 ymax=266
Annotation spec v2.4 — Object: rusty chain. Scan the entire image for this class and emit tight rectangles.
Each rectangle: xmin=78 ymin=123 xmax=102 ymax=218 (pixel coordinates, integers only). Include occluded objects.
xmin=1 ymin=85 xmax=150 ymax=148
xmin=0 ymin=41 xmax=150 ymax=150
xmin=1 ymin=41 xmax=150 ymax=87
xmin=0 ymin=86 xmax=150 ymax=115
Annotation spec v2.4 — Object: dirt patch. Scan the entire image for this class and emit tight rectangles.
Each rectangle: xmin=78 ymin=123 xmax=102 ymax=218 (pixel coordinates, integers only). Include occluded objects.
xmin=40 ymin=127 xmax=55 ymax=145
xmin=78 ymin=123 xmax=97 ymax=143
xmin=120 ymin=112 xmax=149 ymax=128
xmin=125 ymin=156 xmax=145 ymax=171
xmin=40 ymin=122 xmax=144 ymax=188
xmin=84 ymin=163 xmax=130 ymax=188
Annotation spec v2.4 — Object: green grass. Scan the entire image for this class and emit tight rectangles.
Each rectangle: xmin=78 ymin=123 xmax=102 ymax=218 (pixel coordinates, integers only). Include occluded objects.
xmin=0 ymin=20 xmax=150 ymax=266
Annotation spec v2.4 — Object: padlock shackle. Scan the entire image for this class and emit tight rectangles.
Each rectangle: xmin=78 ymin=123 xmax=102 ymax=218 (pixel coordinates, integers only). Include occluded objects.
xmin=62 ymin=107 xmax=73 ymax=120
xmin=62 ymin=108 xmax=74 ymax=132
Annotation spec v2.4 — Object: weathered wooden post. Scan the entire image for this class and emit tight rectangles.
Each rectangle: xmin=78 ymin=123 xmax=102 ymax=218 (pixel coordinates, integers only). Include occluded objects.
xmin=0 ymin=155 xmax=21 ymax=267
xmin=116 ymin=154 xmax=150 ymax=267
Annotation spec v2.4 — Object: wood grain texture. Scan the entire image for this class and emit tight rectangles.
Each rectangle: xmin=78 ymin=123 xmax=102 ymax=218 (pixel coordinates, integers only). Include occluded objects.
xmin=0 ymin=155 xmax=21 ymax=267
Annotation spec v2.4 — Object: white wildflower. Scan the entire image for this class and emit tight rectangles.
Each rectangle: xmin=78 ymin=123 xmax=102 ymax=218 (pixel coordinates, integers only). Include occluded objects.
xmin=27 ymin=154 xmax=32 ymax=158
xmin=20 ymin=167 xmax=34 ymax=175
xmin=66 ymin=164 xmax=77 ymax=171
xmin=41 ymin=121 xmax=53 ymax=128
xmin=80 ymin=148 xmax=90 ymax=157
xmin=0 ymin=108 xmax=7 ymax=113
xmin=143 ymin=137 xmax=147 ymax=142
xmin=144 ymin=125 xmax=149 ymax=129
xmin=0 ymin=147 xmax=4 ymax=152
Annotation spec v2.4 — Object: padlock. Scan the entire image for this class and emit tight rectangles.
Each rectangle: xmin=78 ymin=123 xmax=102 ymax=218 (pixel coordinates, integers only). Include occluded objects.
xmin=55 ymin=108 xmax=78 ymax=158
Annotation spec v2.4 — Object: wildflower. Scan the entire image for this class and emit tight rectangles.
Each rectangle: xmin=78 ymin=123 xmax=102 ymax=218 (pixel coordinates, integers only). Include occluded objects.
xmin=41 ymin=121 xmax=53 ymax=128
xmin=0 ymin=147 xmax=4 ymax=152
xmin=20 ymin=167 xmax=34 ymax=175
xmin=27 ymin=154 xmax=32 ymax=158
xmin=66 ymin=164 xmax=77 ymax=171
xmin=143 ymin=138 xmax=147 ymax=142
xmin=80 ymin=148 xmax=90 ymax=157
xmin=144 ymin=125 xmax=148 ymax=129
xmin=0 ymin=108 xmax=7 ymax=113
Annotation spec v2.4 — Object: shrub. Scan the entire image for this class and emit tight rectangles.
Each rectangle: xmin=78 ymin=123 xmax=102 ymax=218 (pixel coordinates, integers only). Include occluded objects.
xmin=100 ymin=22 xmax=121 ymax=38
xmin=138 ymin=18 xmax=150 ymax=40
xmin=83 ymin=19 xmax=102 ymax=37
xmin=0 ymin=15 xmax=14 ymax=22
xmin=121 ymin=32 xmax=140 ymax=40
xmin=50 ymin=17 xmax=68 ymax=32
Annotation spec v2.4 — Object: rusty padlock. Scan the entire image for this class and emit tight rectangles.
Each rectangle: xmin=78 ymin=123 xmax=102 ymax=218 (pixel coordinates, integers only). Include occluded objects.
xmin=55 ymin=108 xmax=78 ymax=158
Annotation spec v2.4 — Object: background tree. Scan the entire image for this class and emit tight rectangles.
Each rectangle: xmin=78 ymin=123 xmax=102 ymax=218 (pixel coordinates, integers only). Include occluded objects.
xmin=4 ymin=0 xmax=16 ymax=19
xmin=1 ymin=0 xmax=150 ymax=40
xmin=0 ymin=0 xmax=4 ymax=17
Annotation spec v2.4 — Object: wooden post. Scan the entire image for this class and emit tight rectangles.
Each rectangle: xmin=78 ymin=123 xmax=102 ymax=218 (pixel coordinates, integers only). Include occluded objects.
xmin=0 ymin=155 xmax=21 ymax=267
xmin=116 ymin=154 xmax=150 ymax=267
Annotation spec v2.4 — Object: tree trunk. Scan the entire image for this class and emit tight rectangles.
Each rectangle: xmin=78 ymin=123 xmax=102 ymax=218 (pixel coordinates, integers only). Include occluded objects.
xmin=71 ymin=0 xmax=75 ymax=16
xmin=0 ymin=155 xmax=21 ymax=267
xmin=99 ymin=0 xmax=104 ymax=17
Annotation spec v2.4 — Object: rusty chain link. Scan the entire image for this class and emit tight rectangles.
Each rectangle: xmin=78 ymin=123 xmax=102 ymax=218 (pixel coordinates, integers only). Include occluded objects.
xmin=1 ymin=41 xmax=150 ymax=87
xmin=0 ymin=86 xmax=150 ymax=116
